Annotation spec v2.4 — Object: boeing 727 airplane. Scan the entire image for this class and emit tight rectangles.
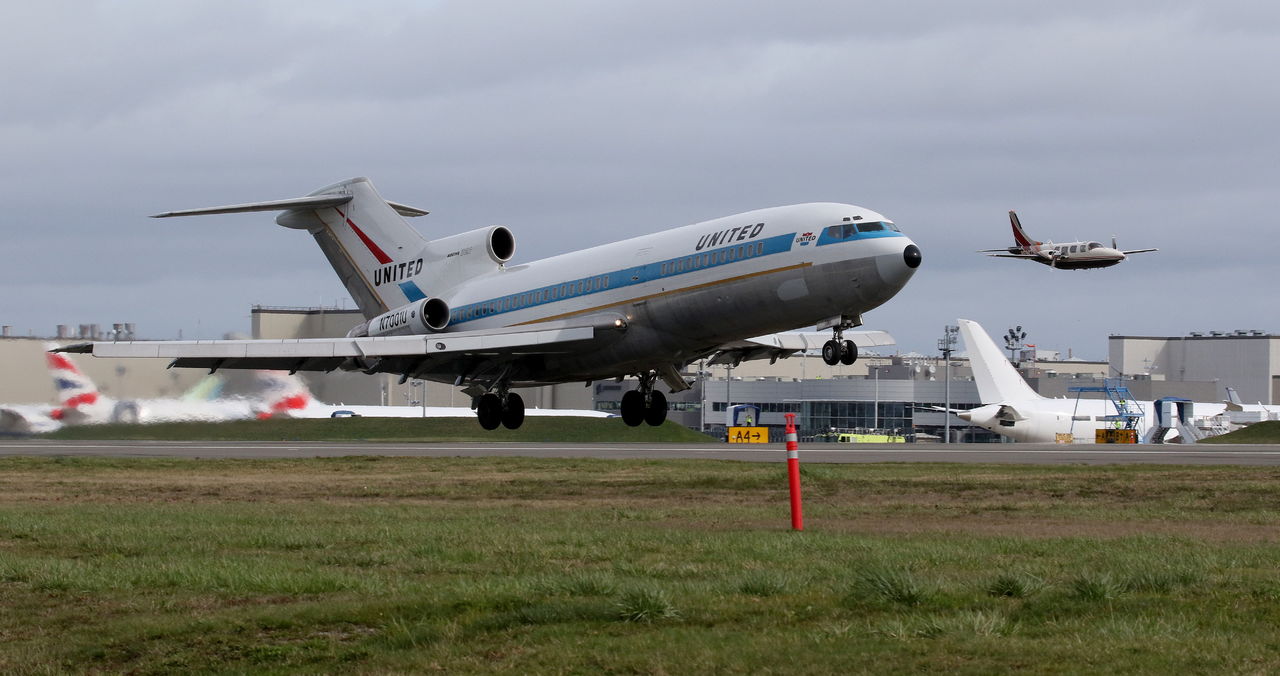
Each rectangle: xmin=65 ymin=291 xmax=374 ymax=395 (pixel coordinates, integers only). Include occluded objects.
xmin=62 ymin=177 xmax=921 ymax=430
xmin=980 ymin=211 xmax=1156 ymax=269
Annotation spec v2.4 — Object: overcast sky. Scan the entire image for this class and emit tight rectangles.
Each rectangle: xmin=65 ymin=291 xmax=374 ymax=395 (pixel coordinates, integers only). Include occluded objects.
xmin=2 ymin=1 xmax=1276 ymax=359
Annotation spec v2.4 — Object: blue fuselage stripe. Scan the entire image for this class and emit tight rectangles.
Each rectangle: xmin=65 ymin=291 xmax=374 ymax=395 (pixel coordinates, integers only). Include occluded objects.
xmin=448 ymin=230 xmax=902 ymax=326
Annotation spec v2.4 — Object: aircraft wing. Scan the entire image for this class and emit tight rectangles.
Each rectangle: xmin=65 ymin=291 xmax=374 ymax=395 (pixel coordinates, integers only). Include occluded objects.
xmin=706 ymin=330 xmax=894 ymax=366
xmin=57 ymin=314 xmax=628 ymax=374
xmin=982 ymin=252 xmax=1042 ymax=259
xmin=1121 ymin=248 xmax=1158 ymax=255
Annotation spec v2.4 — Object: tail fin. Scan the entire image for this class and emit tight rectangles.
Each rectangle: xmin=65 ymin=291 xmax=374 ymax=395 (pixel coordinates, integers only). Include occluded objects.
xmin=154 ymin=177 xmax=431 ymax=319
xmin=1008 ymin=211 xmax=1041 ymax=250
xmin=44 ymin=349 xmax=109 ymax=421
xmin=250 ymin=371 xmax=312 ymax=419
xmin=180 ymin=374 xmax=225 ymax=402
xmin=1224 ymin=386 xmax=1245 ymax=410
xmin=957 ymin=319 xmax=1042 ymax=404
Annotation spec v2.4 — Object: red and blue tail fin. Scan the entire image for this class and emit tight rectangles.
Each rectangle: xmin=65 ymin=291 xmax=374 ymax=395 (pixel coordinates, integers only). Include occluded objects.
xmin=45 ymin=349 xmax=107 ymax=421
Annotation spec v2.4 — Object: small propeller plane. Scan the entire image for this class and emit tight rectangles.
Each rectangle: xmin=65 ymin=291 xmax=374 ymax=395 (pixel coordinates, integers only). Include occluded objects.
xmin=980 ymin=210 xmax=1156 ymax=269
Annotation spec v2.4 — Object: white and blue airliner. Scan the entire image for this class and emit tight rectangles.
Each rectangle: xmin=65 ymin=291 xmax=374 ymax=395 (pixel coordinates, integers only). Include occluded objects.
xmin=63 ymin=178 xmax=921 ymax=430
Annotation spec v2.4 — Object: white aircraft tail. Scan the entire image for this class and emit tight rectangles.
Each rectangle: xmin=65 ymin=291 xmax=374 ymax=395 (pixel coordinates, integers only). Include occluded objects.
xmin=154 ymin=177 xmax=432 ymax=319
xmin=957 ymin=319 xmax=1042 ymax=404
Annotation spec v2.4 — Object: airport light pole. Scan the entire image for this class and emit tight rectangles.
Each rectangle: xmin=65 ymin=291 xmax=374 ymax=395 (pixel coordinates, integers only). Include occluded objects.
xmin=872 ymin=363 xmax=879 ymax=431
xmin=938 ymin=325 xmax=958 ymax=444
xmin=410 ymin=380 xmax=426 ymax=417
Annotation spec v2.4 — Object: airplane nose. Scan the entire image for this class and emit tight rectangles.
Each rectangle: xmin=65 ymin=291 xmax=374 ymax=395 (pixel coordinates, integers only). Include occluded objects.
xmin=903 ymin=244 xmax=922 ymax=269
xmin=873 ymin=239 xmax=921 ymax=294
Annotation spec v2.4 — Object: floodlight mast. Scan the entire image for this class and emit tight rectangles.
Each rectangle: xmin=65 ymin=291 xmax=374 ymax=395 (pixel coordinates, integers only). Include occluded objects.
xmin=938 ymin=325 xmax=959 ymax=444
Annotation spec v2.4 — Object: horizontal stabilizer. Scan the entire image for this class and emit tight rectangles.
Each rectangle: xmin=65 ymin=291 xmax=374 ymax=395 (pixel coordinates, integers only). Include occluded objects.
xmin=386 ymin=201 xmax=430 ymax=217
xmin=151 ymin=195 xmax=353 ymax=218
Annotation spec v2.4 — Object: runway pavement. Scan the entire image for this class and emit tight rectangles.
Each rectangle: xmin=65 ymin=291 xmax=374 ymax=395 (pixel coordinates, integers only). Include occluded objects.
xmin=3 ymin=439 xmax=1280 ymax=465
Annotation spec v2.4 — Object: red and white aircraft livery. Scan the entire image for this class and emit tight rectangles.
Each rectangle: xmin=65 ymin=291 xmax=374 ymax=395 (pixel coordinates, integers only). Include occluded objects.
xmin=61 ymin=177 xmax=921 ymax=431
xmin=980 ymin=210 xmax=1156 ymax=270
xmin=0 ymin=350 xmax=313 ymax=435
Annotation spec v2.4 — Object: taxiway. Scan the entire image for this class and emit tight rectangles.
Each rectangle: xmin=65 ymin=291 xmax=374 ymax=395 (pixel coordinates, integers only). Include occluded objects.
xmin=3 ymin=440 xmax=1279 ymax=465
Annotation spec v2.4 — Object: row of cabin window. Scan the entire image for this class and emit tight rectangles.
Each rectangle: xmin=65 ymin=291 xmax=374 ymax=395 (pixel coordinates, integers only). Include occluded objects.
xmin=453 ymin=275 xmax=612 ymax=322
xmin=824 ymin=221 xmax=900 ymax=240
xmin=1058 ymin=243 xmax=1103 ymax=254
xmin=660 ymin=242 xmax=765 ymax=276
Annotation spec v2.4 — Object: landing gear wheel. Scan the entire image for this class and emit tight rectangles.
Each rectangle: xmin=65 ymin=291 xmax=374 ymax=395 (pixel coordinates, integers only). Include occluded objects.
xmin=644 ymin=390 xmax=668 ymax=427
xmin=621 ymin=390 xmax=645 ymax=427
xmin=840 ymin=339 xmax=858 ymax=365
xmin=476 ymin=393 xmax=503 ymax=430
xmin=501 ymin=392 xmax=525 ymax=430
xmin=822 ymin=340 xmax=841 ymax=366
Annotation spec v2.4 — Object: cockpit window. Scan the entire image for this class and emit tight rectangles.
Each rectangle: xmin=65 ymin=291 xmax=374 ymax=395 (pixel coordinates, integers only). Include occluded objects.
xmin=1087 ymin=242 xmax=1102 ymax=250
xmin=825 ymin=221 xmax=897 ymax=239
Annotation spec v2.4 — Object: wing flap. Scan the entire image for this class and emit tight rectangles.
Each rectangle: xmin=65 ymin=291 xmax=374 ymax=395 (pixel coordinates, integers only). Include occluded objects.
xmin=58 ymin=322 xmax=608 ymax=373
xmin=708 ymin=330 xmax=894 ymax=365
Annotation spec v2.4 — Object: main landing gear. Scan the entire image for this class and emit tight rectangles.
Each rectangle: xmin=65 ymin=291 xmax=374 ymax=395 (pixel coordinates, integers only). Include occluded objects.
xmin=474 ymin=389 xmax=525 ymax=430
xmin=620 ymin=371 xmax=668 ymax=427
xmin=821 ymin=330 xmax=858 ymax=366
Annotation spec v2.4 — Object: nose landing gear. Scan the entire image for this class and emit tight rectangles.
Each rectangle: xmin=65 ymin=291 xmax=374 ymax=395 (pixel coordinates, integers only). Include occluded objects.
xmin=821 ymin=332 xmax=858 ymax=366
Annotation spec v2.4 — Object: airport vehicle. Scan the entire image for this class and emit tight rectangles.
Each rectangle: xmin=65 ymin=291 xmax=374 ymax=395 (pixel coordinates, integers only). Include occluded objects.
xmin=980 ymin=211 xmax=1156 ymax=269
xmin=952 ymin=319 xmax=1240 ymax=443
xmin=63 ymin=177 xmax=921 ymax=430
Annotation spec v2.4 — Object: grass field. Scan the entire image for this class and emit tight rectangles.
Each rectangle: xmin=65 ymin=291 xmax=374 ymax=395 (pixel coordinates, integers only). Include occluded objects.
xmin=1200 ymin=419 xmax=1280 ymax=444
xmin=2 ymin=456 xmax=1279 ymax=673
xmin=44 ymin=416 xmax=718 ymax=444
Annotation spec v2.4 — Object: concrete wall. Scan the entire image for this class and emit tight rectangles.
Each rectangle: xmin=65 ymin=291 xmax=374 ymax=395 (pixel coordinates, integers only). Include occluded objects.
xmin=1110 ymin=334 xmax=1279 ymax=404
xmin=0 ymin=338 xmax=208 ymax=404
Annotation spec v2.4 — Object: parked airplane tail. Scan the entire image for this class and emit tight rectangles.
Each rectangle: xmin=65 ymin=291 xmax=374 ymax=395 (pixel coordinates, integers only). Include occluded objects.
xmin=956 ymin=319 xmax=1042 ymax=404
xmin=45 ymin=349 xmax=110 ymax=422
xmin=1008 ymin=211 xmax=1041 ymax=250
xmin=250 ymin=371 xmax=313 ymax=419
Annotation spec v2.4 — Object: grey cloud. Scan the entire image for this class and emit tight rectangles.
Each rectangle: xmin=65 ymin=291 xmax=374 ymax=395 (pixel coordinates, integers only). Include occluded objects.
xmin=1 ymin=1 xmax=1278 ymax=355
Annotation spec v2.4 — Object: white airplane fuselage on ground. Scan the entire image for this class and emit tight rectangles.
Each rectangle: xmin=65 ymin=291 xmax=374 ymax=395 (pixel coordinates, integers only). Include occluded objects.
xmin=954 ymin=318 xmax=1239 ymax=443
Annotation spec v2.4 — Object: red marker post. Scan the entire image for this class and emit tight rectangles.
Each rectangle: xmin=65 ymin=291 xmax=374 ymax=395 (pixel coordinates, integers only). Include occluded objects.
xmin=784 ymin=412 xmax=803 ymax=531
